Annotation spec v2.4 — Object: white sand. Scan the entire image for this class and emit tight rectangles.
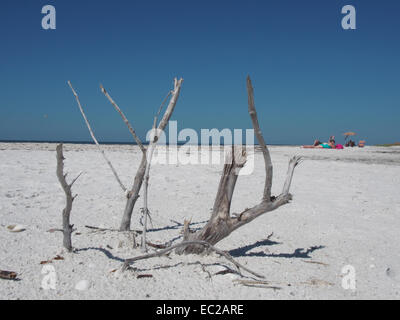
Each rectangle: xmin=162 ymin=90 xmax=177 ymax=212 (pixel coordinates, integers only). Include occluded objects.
xmin=0 ymin=142 xmax=399 ymax=299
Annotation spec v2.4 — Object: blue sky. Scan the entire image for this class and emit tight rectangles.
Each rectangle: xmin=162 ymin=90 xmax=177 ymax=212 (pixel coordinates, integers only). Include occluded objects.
xmin=0 ymin=0 xmax=399 ymax=145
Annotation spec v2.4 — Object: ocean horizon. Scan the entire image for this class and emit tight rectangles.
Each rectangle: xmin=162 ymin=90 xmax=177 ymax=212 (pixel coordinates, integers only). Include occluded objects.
xmin=0 ymin=139 xmax=300 ymax=147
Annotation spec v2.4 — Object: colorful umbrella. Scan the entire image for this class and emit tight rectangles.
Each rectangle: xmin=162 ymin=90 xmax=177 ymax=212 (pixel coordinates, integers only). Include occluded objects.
xmin=343 ymin=132 xmax=356 ymax=140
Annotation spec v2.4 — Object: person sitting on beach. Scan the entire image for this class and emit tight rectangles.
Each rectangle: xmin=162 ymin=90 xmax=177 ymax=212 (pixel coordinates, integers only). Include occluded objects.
xmin=302 ymin=141 xmax=336 ymax=149
xmin=303 ymin=136 xmax=336 ymax=149
xmin=313 ymin=139 xmax=322 ymax=146
xmin=346 ymin=139 xmax=356 ymax=147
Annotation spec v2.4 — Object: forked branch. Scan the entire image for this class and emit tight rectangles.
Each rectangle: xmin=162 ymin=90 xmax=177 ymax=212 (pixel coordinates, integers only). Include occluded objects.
xmin=177 ymin=76 xmax=302 ymax=254
xmin=123 ymin=240 xmax=264 ymax=279
xmin=141 ymin=78 xmax=184 ymax=250
xmin=120 ymin=78 xmax=183 ymax=231
xmin=100 ymin=84 xmax=146 ymax=154
xmin=68 ymin=81 xmax=127 ymax=193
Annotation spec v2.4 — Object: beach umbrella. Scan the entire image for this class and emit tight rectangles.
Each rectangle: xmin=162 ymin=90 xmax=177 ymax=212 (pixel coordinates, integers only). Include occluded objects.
xmin=343 ymin=132 xmax=356 ymax=140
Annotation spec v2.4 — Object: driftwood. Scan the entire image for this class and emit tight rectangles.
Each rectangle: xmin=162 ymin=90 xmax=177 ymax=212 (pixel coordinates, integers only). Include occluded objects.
xmin=100 ymin=84 xmax=146 ymax=154
xmin=99 ymin=83 xmax=149 ymax=230
xmin=176 ymin=76 xmax=301 ymax=254
xmin=68 ymin=81 xmax=127 ymax=193
xmin=123 ymin=240 xmax=264 ymax=279
xmin=141 ymin=78 xmax=184 ymax=250
xmin=233 ymin=279 xmax=282 ymax=290
xmin=0 ymin=270 xmax=17 ymax=280
xmin=56 ymin=144 xmax=82 ymax=252
xmin=68 ymin=76 xmax=302 ymax=280
xmin=68 ymin=79 xmax=183 ymax=232
xmin=140 ymin=117 xmax=156 ymax=251
xmin=40 ymin=255 xmax=64 ymax=265
xmin=121 ymin=78 xmax=183 ymax=232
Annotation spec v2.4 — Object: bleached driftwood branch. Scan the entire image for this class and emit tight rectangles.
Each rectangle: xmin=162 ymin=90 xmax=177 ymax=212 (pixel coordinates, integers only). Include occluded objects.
xmin=247 ymin=77 xmax=274 ymax=202
xmin=68 ymin=78 xmax=182 ymax=231
xmin=123 ymin=240 xmax=264 ymax=279
xmin=140 ymin=117 xmax=156 ymax=252
xmin=176 ymin=76 xmax=302 ymax=254
xmin=120 ymin=78 xmax=184 ymax=231
xmin=67 ymin=81 xmax=127 ymax=192
xmin=141 ymin=78 xmax=184 ymax=250
xmin=56 ymin=143 xmax=82 ymax=252
xmin=100 ymin=84 xmax=146 ymax=154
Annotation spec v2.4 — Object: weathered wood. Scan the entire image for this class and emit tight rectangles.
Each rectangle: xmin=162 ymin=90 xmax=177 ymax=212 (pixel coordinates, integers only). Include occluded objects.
xmin=176 ymin=147 xmax=247 ymax=254
xmin=68 ymin=79 xmax=183 ymax=232
xmin=100 ymin=84 xmax=146 ymax=154
xmin=68 ymin=81 xmax=127 ymax=192
xmin=123 ymin=240 xmax=264 ymax=279
xmin=140 ymin=78 xmax=184 ymax=248
xmin=119 ymin=154 xmax=147 ymax=230
xmin=70 ymin=80 xmax=144 ymax=231
xmin=56 ymin=144 xmax=81 ymax=252
xmin=247 ymin=76 xmax=273 ymax=202
xmin=156 ymin=78 xmax=184 ymax=133
xmin=120 ymin=79 xmax=183 ymax=231
xmin=0 ymin=270 xmax=17 ymax=280
xmin=141 ymin=117 xmax=157 ymax=251
xmin=177 ymin=76 xmax=301 ymax=254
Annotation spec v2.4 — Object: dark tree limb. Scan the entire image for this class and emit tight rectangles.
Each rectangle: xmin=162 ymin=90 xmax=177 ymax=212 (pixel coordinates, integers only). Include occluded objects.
xmin=56 ymin=144 xmax=82 ymax=252
xmin=0 ymin=270 xmax=17 ymax=280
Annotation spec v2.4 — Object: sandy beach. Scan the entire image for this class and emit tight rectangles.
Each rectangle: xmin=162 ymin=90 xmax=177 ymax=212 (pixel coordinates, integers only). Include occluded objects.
xmin=0 ymin=142 xmax=399 ymax=299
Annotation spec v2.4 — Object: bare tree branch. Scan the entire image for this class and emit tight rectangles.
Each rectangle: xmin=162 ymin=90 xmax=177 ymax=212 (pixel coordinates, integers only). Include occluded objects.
xmin=230 ymin=154 xmax=301 ymax=231
xmin=141 ymin=117 xmax=157 ymax=252
xmin=69 ymin=171 xmax=83 ymax=188
xmin=140 ymin=78 xmax=184 ymax=249
xmin=120 ymin=78 xmax=183 ymax=232
xmin=247 ymin=76 xmax=273 ymax=202
xmin=56 ymin=144 xmax=81 ymax=252
xmin=156 ymin=78 xmax=184 ymax=132
xmin=211 ymin=146 xmax=247 ymax=220
xmin=100 ymin=84 xmax=146 ymax=154
xmin=177 ymin=76 xmax=302 ymax=254
xmin=155 ymin=91 xmax=172 ymax=123
xmin=67 ymin=81 xmax=127 ymax=192
xmin=282 ymin=155 xmax=302 ymax=195
xmin=123 ymin=240 xmax=264 ymax=279
xmin=119 ymin=155 xmax=147 ymax=230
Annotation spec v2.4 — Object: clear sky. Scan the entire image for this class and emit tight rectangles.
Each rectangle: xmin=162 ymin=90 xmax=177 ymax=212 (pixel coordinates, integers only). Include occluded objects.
xmin=0 ymin=0 xmax=399 ymax=145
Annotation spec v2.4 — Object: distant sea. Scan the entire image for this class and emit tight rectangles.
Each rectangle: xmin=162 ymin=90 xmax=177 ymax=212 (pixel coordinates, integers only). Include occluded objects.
xmin=0 ymin=140 xmax=297 ymax=146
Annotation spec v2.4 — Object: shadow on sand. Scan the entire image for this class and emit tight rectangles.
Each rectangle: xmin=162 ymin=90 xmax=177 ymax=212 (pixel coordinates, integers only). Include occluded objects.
xmin=229 ymin=237 xmax=325 ymax=259
xmin=76 ymin=247 xmax=125 ymax=263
